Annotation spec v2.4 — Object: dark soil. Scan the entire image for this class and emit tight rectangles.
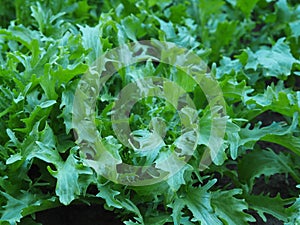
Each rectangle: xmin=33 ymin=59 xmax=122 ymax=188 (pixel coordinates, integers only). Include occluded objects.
xmin=35 ymin=204 xmax=123 ymax=225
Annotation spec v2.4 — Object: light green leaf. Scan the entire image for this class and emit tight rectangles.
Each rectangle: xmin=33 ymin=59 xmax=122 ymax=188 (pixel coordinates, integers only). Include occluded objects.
xmin=289 ymin=20 xmax=300 ymax=38
xmin=46 ymin=148 xmax=92 ymax=205
xmin=237 ymin=0 xmax=259 ymax=17
xmin=238 ymin=149 xmax=300 ymax=189
xmin=245 ymin=194 xmax=292 ymax=222
xmin=183 ymin=180 xmax=222 ymax=225
xmin=121 ymin=15 xmax=147 ymax=41
xmin=166 ymin=164 xmax=191 ymax=192
xmin=39 ymin=100 xmax=56 ymax=108
xmin=96 ymin=184 xmax=122 ymax=209
xmin=286 ymin=196 xmax=300 ymax=225
xmin=229 ymin=113 xmax=299 ymax=158
xmin=79 ymin=24 xmax=103 ymax=63
xmin=245 ymin=38 xmax=299 ymax=78
xmin=0 ymin=191 xmax=58 ymax=225
xmin=211 ymin=189 xmax=255 ymax=224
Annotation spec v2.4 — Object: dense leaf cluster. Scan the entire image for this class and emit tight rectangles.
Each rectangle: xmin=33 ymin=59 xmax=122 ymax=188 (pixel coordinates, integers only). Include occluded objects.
xmin=0 ymin=0 xmax=300 ymax=224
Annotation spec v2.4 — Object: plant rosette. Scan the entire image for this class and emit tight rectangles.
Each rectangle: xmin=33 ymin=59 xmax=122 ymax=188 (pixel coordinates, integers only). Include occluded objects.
xmin=72 ymin=40 xmax=227 ymax=186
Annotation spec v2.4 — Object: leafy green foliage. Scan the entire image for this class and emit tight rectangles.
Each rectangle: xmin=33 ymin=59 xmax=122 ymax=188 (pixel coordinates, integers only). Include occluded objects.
xmin=0 ymin=0 xmax=300 ymax=224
